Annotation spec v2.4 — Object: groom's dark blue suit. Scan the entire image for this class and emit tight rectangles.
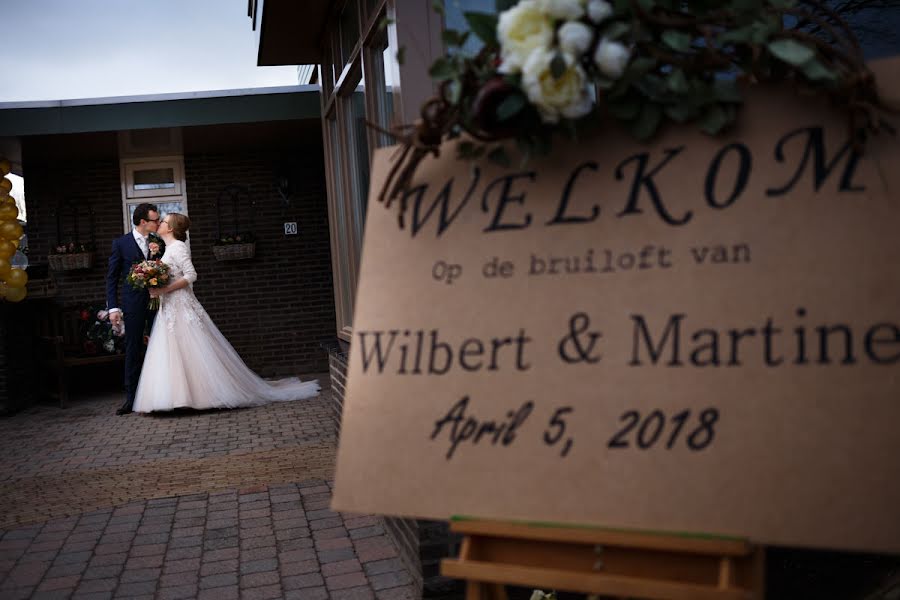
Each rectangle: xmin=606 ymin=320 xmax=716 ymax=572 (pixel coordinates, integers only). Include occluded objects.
xmin=106 ymin=233 xmax=160 ymax=413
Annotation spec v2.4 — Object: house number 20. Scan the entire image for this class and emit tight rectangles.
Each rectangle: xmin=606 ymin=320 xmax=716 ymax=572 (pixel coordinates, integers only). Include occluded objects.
xmin=284 ymin=222 xmax=298 ymax=235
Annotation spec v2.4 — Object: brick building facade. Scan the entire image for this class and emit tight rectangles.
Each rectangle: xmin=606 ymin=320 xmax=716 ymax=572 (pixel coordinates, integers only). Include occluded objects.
xmin=0 ymin=91 xmax=337 ymax=411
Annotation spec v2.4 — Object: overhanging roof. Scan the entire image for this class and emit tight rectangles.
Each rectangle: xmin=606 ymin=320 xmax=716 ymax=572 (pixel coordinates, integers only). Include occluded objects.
xmin=249 ymin=0 xmax=330 ymax=65
xmin=0 ymin=86 xmax=321 ymax=137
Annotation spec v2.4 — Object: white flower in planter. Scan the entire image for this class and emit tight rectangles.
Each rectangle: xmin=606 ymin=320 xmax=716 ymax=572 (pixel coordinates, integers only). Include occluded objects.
xmin=497 ymin=0 xmax=554 ymax=74
xmin=587 ymin=0 xmax=614 ymax=24
xmin=522 ymin=48 xmax=594 ymax=123
xmin=558 ymin=21 xmax=593 ymax=57
xmin=594 ymin=37 xmax=630 ymax=78
xmin=538 ymin=0 xmax=586 ymax=20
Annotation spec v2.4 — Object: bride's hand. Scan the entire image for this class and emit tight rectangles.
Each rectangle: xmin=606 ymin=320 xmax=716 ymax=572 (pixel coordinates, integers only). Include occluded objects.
xmin=149 ymin=288 xmax=164 ymax=298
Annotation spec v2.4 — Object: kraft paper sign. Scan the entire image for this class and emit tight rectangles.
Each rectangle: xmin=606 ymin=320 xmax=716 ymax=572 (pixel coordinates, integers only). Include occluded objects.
xmin=332 ymin=59 xmax=900 ymax=554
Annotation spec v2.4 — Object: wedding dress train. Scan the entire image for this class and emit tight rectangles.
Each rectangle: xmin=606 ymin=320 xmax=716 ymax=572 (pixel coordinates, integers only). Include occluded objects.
xmin=133 ymin=240 xmax=319 ymax=412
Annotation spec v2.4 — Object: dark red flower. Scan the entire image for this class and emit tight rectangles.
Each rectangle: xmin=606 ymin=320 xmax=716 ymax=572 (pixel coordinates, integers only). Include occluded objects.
xmin=80 ymin=309 xmax=90 ymax=321
xmin=83 ymin=340 xmax=98 ymax=355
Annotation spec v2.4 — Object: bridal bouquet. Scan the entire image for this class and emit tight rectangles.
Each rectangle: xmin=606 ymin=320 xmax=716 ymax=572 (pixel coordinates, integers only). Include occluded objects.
xmin=127 ymin=259 xmax=170 ymax=310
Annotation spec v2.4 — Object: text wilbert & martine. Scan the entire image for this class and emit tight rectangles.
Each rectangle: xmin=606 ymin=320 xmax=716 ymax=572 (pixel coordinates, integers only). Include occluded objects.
xmin=357 ymin=126 xmax=898 ymax=460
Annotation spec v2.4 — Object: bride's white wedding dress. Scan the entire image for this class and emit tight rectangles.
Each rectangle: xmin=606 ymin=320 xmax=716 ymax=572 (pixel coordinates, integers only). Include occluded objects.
xmin=133 ymin=240 xmax=320 ymax=413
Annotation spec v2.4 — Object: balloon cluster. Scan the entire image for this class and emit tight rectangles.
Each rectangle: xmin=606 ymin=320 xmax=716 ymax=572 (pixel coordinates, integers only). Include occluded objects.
xmin=0 ymin=156 xmax=28 ymax=303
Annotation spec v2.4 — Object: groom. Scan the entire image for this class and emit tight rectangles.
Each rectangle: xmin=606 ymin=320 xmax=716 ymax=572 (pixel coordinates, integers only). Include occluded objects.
xmin=106 ymin=203 xmax=164 ymax=415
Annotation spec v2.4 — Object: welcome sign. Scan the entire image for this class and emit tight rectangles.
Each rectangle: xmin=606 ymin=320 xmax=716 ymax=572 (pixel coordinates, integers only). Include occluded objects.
xmin=332 ymin=59 xmax=900 ymax=554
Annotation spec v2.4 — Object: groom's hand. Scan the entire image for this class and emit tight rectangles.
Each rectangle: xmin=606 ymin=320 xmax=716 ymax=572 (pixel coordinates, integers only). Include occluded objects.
xmin=110 ymin=312 xmax=122 ymax=327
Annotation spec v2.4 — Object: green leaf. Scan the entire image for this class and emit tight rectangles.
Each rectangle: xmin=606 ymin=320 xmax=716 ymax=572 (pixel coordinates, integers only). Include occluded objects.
xmin=496 ymin=0 xmax=517 ymax=11
xmin=713 ymin=79 xmax=742 ymax=103
xmin=377 ymin=16 xmax=395 ymax=31
xmin=602 ymin=21 xmax=631 ymax=41
xmin=496 ymin=93 xmax=526 ymax=121
xmin=550 ymin=53 xmax=567 ymax=79
xmin=464 ymin=12 xmax=499 ymax=46
xmin=667 ymin=69 xmax=689 ymax=94
xmin=718 ymin=26 xmax=753 ymax=45
xmin=607 ymin=99 xmax=641 ymax=120
xmin=488 ymin=146 xmax=512 ymax=168
xmin=429 ymin=57 xmax=457 ymax=80
xmin=768 ymin=0 xmax=795 ymax=8
xmin=442 ymin=29 xmax=464 ymax=47
xmin=396 ymin=46 xmax=406 ymax=66
xmin=446 ymin=78 xmax=463 ymax=105
xmin=767 ymin=38 xmax=815 ymax=66
xmin=432 ymin=0 xmax=445 ymax=16
xmin=664 ymin=103 xmax=696 ymax=123
xmin=662 ymin=30 xmax=693 ymax=52
xmin=626 ymin=57 xmax=657 ymax=78
xmin=699 ymin=104 xmax=729 ymax=135
xmin=803 ymin=58 xmax=837 ymax=81
xmin=595 ymin=76 xmax=617 ymax=90
xmin=631 ymin=102 xmax=663 ymax=140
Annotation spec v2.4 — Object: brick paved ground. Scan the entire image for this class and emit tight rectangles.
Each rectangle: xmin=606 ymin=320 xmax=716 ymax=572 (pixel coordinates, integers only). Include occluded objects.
xmin=0 ymin=386 xmax=419 ymax=599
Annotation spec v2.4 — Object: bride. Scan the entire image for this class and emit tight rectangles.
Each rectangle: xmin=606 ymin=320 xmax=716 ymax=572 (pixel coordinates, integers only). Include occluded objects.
xmin=133 ymin=213 xmax=319 ymax=413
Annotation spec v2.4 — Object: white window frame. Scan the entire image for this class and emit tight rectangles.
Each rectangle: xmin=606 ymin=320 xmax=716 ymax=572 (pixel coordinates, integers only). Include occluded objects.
xmin=122 ymin=156 xmax=185 ymax=199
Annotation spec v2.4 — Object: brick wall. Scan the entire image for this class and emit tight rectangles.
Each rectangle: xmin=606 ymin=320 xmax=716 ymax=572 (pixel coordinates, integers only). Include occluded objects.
xmin=327 ymin=345 xmax=462 ymax=598
xmin=21 ymin=128 xmax=336 ymax=384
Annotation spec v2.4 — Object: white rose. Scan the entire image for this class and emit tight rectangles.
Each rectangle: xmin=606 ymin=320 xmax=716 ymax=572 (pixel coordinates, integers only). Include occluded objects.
xmin=522 ymin=48 xmax=594 ymax=123
xmin=593 ymin=37 xmax=630 ymax=78
xmin=557 ymin=21 xmax=593 ymax=57
xmin=497 ymin=0 xmax=554 ymax=74
xmin=587 ymin=0 xmax=613 ymax=23
xmin=538 ymin=0 xmax=585 ymax=20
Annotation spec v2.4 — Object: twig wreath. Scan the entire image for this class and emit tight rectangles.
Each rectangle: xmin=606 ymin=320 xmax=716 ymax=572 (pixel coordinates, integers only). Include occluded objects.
xmin=376 ymin=0 xmax=895 ymax=228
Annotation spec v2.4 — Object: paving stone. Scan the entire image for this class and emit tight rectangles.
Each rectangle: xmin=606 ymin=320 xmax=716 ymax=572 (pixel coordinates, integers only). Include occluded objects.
xmin=114 ymin=580 xmax=157 ymax=596
xmin=119 ymin=566 xmax=160 ymax=583
xmin=199 ymin=572 xmax=238 ymax=589
xmin=318 ymin=547 xmax=357 ymax=564
xmin=322 ymin=558 xmax=363 ymax=577
xmin=200 ymin=559 xmax=238 ymax=577
xmin=327 ymin=571 xmax=369 ymax=591
xmin=159 ymin=570 xmax=199 ymax=588
xmin=76 ymin=578 xmax=118 ymax=593
xmin=282 ymin=572 xmax=325 ymax=590
xmin=330 ymin=585 xmax=377 ymax=600
xmin=239 ymin=558 xmax=278 ymax=575
xmin=156 ymin=584 xmax=198 ymax=600
xmin=284 ymin=586 xmax=330 ymax=600
xmin=36 ymin=573 xmax=81 ymax=592
xmin=364 ymin=558 xmax=407 ymax=577
xmin=369 ymin=570 xmax=415 ymax=591
xmin=197 ymin=585 xmax=239 ymax=600
xmin=240 ymin=570 xmax=280 ymax=588
xmin=45 ymin=561 xmax=88 ymax=578
xmin=201 ymin=547 xmax=239 ymax=562
xmin=281 ymin=559 xmax=320 ymax=577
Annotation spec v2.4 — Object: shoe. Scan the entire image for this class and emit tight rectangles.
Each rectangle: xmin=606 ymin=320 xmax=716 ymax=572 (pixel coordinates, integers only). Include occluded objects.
xmin=115 ymin=408 xmax=132 ymax=416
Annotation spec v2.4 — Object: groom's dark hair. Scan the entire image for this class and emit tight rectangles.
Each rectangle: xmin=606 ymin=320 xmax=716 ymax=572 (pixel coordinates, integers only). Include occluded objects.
xmin=132 ymin=203 xmax=159 ymax=227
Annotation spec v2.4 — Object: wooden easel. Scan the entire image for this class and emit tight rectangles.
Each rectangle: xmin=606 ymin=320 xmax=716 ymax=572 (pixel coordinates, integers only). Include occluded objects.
xmin=442 ymin=519 xmax=764 ymax=600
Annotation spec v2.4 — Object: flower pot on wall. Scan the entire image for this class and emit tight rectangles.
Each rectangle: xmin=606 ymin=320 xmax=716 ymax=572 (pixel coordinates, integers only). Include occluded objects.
xmin=48 ymin=252 xmax=94 ymax=271
xmin=212 ymin=242 xmax=255 ymax=262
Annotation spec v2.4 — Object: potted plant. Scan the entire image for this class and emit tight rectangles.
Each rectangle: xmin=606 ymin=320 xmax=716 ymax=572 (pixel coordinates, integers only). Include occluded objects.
xmin=212 ymin=232 xmax=256 ymax=261
xmin=48 ymin=241 xmax=94 ymax=271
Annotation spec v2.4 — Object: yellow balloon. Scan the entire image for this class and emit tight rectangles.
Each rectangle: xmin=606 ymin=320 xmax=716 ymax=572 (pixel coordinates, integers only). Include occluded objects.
xmin=0 ymin=221 xmax=22 ymax=240
xmin=0 ymin=158 xmax=9 ymax=176
xmin=0 ymin=178 xmax=10 ymax=194
xmin=0 ymin=240 xmax=13 ymax=259
xmin=0 ymin=258 xmax=10 ymax=278
xmin=4 ymin=285 xmax=26 ymax=302
xmin=0 ymin=205 xmax=17 ymax=221
xmin=0 ymin=197 xmax=13 ymax=209
xmin=5 ymin=268 xmax=26 ymax=288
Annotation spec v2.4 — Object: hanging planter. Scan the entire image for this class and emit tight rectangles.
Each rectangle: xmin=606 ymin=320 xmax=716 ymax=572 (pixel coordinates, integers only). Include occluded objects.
xmin=214 ymin=185 xmax=257 ymax=262
xmin=212 ymin=240 xmax=255 ymax=261
xmin=48 ymin=250 xmax=94 ymax=271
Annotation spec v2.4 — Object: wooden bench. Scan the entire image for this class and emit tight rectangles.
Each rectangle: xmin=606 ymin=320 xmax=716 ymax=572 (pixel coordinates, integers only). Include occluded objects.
xmin=37 ymin=307 xmax=125 ymax=408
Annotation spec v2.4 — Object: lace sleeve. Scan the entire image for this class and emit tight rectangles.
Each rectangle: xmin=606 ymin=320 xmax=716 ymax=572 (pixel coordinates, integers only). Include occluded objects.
xmin=176 ymin=243 xmax=198 ymax=284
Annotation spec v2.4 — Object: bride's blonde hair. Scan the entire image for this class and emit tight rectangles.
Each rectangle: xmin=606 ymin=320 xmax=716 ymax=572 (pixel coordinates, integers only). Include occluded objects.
xmin=166 ymin=213 xmax=191 ymax=242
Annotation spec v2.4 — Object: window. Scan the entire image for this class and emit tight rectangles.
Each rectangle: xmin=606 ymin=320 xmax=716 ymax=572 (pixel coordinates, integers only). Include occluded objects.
xmin=321 ymin=0 xmax=400 ymax=340
xmin=120 ymin=155 xmax=187 ymax=232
